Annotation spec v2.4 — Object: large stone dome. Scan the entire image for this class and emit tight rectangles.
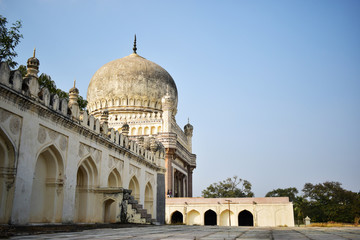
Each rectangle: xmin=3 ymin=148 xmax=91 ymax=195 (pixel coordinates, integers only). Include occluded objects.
xmin=87 ymin=53 xmax=178 ymax=116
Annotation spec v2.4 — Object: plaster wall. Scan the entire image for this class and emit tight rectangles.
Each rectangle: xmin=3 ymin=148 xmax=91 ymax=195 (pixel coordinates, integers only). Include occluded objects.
xmin=166 ymin=197 xmax=295 ymax=227
xmin=0 ymin=72 xmax=164 ymax=224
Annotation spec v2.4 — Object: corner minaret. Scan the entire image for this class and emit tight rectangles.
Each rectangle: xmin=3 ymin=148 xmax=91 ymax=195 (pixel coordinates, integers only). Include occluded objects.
xmin=25 ymin=48 xmax=40 ymax=98
xmin=121 ymin=121 xmax=130 ymax=136
xmin=184 ymin=118 xmax=194 ymax=152
xmin=26 ymin=48 xmax=40 ymax=78
xmin=161 ymin=86 xmax=174 ymax=133
xmin=68 ymin=80 xmax=80 ymax=119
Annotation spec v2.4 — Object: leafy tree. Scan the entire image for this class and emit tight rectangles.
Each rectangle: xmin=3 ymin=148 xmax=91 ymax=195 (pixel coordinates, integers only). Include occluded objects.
xmin=202 ymin=176 xmax=254 ymax=198
xmin=77 ymin=95 xmax=88 ymax=110
xmin=0 ymin=15 xmax=23 ymax=68
xmin=38 ymin=73 xmax=87 ymax=109
xmin=19 ymin=67 xmax=88 ymax=110
xmin=302 ymin=181 xmax=360 ymax=223
xmin=265 ymin=187 xmax=298 ymax=202
xmin=18 ymin=64 xmax=27 ymax=78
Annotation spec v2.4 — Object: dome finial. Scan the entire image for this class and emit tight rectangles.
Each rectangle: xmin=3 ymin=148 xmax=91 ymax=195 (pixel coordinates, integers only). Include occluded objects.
xmin=33 ymin=48 xmax=36 ymax=58
xmin=188 ymin=117 xmax=190 ymax=124
xmin=133 ymin=34 xmax=137 ymax=54
xmin=73 ymin=79 xmax=76 ymax=88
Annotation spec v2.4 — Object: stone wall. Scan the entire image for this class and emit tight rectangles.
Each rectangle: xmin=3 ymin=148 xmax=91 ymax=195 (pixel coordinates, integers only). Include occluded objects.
xmin=0 ymin=61 xmax=166 ymax=225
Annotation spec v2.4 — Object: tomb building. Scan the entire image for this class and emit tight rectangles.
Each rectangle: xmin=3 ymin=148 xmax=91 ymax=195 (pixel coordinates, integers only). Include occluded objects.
xmin=87 ymin=36 xmax=196 ymax=198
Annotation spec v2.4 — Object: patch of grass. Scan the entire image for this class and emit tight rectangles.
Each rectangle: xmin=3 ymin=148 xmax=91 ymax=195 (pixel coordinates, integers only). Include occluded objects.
xmin=309 ymin=222 xmax=358 ymax=227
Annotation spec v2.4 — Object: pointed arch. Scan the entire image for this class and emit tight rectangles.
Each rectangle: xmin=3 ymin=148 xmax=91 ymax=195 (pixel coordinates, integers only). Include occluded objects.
xmin=144 ymin=182 xmax=154 ymax=215
xmin=220 ymin=209 xmax=235 ymax=226
xmin=157 ymin=126 xmax=161 ymax=134
xmin=75 ymin=156 xmax=98 ymax=222
xmin=0 ymin=127 xmax=16 ymax=223
xmin=108 ymin=168 xmax=122 ymax=188
xmin=238 ymin=210 xmax=253 ymax=226
xmin=187 ymin=210 xmax=201 ymax=225
xmin=128 ymin=175 xmax=140 ymax=202
xmin=29 ymin=145 xmax=64 ymax=223
xmin=103 ymin=198 xmax=116 ymax=223
xmin=204 ymin=209 xmax=217 ymax=225
xmin=171 ymin=211 xmax=183 ymax=224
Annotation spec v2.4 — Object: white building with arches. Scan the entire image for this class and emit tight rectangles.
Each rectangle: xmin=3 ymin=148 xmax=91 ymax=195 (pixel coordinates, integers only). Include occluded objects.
xmin=0 ymin=49 xmax=166 ymax=224
xmin=166 ymin=197 xmax=295 ymax=227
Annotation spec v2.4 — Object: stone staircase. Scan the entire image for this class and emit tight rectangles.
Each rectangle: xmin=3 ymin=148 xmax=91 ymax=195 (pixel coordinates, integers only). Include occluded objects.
xmin=127 ymin=195 xmax=156 ymax=224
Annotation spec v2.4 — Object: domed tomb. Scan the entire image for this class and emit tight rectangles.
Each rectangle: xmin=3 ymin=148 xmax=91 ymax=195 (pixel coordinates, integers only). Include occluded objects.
xmin=87 ymin=51 xmax=178 ymax=118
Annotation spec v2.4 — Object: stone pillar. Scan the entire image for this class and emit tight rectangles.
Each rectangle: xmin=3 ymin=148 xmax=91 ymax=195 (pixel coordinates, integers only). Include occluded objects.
xmin=184 ymin=122 xmax=193 ymax=152
xmin=68 ymin=81 xmax=80 ymax=119
xmin=156 ymin=173 xmax=165 ymax=224
xmin=187 ymin=166 xmax=193 ymax=197
xmin=100 ymin=111 xmax=109 ymax=124
xmin=161 ymin=91 xmax=174 ymax=133
xmin=165 ymin=148 xmax=175 ymax=197
xmin=25 ymin=49 xmax=40 ymax=99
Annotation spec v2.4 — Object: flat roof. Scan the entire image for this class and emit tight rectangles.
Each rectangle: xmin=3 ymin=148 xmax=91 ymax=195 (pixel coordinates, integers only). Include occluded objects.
xmin=166 ymin=197 xmax=290 ymax=205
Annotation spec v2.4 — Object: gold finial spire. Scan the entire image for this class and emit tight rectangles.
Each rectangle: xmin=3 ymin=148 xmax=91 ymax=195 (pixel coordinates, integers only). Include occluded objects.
xmin=133 ymin=34 xmax=137 ymax=54
xmin=74 ymin=79 xmax=76 ymax=88
xmin=33 ymin=48 xmax=36 ymax=58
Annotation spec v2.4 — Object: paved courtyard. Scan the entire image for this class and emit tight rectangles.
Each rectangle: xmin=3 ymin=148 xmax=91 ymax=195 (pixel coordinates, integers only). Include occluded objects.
xmin=8 ymin=225 xmax=360 ymax=240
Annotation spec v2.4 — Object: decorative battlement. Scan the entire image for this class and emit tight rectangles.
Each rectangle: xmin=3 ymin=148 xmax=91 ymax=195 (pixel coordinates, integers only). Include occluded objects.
xmin=0 ymin=61 xmax=165 ymax=170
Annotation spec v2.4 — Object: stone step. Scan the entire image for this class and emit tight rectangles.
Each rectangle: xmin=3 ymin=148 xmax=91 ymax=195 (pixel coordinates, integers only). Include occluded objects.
xmin=138 ymin=209 xmax=148 ymax=218
xmin=151 ymin=220 xmax=160 ymax=225
xmin=128 ymin=199 xmax=138 ymax=204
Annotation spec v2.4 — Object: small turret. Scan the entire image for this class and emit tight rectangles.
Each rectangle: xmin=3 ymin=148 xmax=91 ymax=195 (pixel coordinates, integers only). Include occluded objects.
xmin=68 ymin=80 xmax=80 ymax=119
xmin=100 ymin=110 xmax=109 ymax=124
xmin=184 ymin=118 xmax=194 ymax=152
xmin=121 ymin=121 xmax=129 ymax=136
xmin=161 ymin=85 xmax=175 ymax=132
xmin=25 ymin=48 xmax=40 ymax=99
xmin=26 ymin=48 xmax=40 ymax=78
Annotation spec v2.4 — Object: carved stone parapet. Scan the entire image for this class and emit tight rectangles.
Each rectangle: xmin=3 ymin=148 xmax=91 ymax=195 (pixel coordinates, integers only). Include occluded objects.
xmin=157 ymin=132 xmax=177 ymax=149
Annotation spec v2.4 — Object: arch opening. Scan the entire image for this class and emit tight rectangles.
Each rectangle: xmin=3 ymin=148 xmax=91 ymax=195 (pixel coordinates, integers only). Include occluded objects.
xmin=220 ymin=210 xmax=235 ymax=226
xmin=75 ymin=156 xmax=98 ymax=222
xmin=144 ymin=182 xmax=154 ymax=215
xmin=171 ymin=211 xmax=183 ymax=224
xmin=108 ymin=168 xmax=122 ymax=188
xmin=0 ymin=128 xmax=15 ymax=223
xmin=238 ymin=210 xmax=254 ymax=226
xmin=204 ymin=209 xmax=217 ymax=226
xmin=187 ymin=210 xmax=200 ymax=225
xmin=103 ymin=199 xmax=116 ymax=223
xmin=128 ymin=176 xmax=140 ymax=202
xmin=29 ymin=145 xmax=64 ymax=223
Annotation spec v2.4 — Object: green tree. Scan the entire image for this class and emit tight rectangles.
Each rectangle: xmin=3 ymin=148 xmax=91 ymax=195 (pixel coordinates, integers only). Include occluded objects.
xmin=0 ymin=15 xmax=23 ymax=68
xmin=265 ymin=187 xmax=298 ymax=202
xmin=18 ymin=64 xmax=27 ymax=78
xmin=202 ymin=176 xmax=254 ymax=198
xmin=302 ymin=181 xmax=359 ymax=223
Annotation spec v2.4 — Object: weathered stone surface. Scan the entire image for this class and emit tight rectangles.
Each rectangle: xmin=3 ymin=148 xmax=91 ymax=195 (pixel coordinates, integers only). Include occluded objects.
xmin=87 ymin=53 xmax=178 ymax=114
xmin=156 ymin=173 xmax=165 ymax=224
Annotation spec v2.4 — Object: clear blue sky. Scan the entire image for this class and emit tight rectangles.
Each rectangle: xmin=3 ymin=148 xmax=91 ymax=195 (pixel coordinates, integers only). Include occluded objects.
xmin=2 ymin=0 xmax=359 ymax=197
